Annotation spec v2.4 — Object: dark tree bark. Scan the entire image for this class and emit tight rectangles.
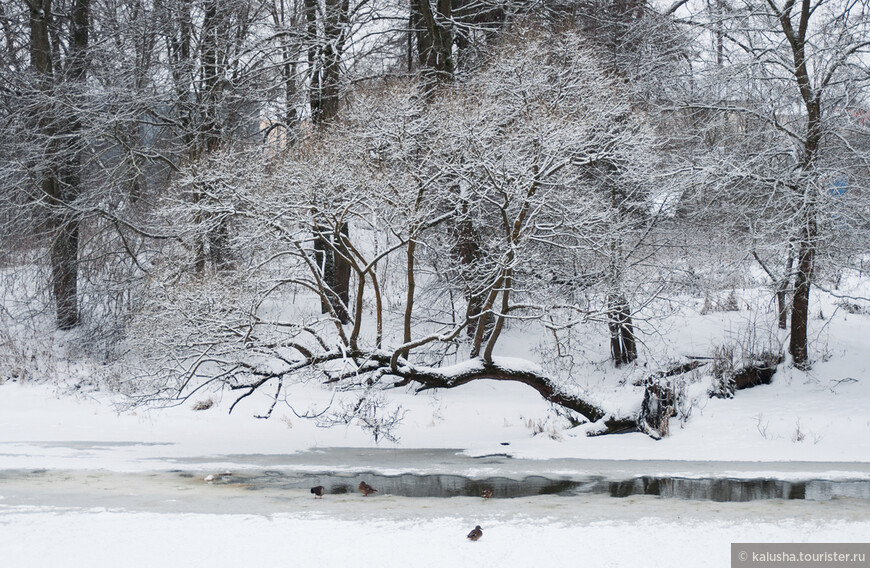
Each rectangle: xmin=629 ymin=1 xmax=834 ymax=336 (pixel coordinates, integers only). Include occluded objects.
xmin=451 ymin=206 xmax=486 ymax=340
xmin=410 ymin=0 xmax=454 ymax=92
xmin=411 ymin=3 xmax=498 ymax=345
xmin=313 ymin=222 xmax=334 ymax=315
xmin=267 ymin=0 xmax=300 ymax=131
xmin=790 ymin=212 xmax=816 ymax=367
xmin=29 ymin=0 xmax=88 ymax=330
xmin=199 ymin=1 xmax=223 ymax=154
xmin=49 ymin=183 xmax=80 ymax=331
xmin=401 ymin=237 xmax=418 ymax=358
xmin=306 ymin=0 xmax=348 ymax=125
xmin=410 ymin=358 xmax=615 ymax=423
xmin=637 ymin=381 xmax=676 ymax=439
xmin=604 ymin=170 xmax=637 ymax=367
xmin=303 ymin=0 xmax=351 ymax=321
xmin=333 ymin=222 xmax=351 ymax=324
xmin=608 ymin=293 xmax=637 ymax=366
xmin=193 ymin=1 xmax=232 ymax=273
xmin=775 ymin=0 xmax=821 ymax=369
xmin=314 ymin=221 xmax=350 ymax=324
xmin=320 ymin=0 xmax=348 ymax=122
xmin=232 ymin=350 xmax=642 ymax=434
xmin=710 ymin=353 xmax=782 ymax=398
xmin=776 ymin=248 xmax=793 ymax=330
xmin=304 ymin=0 xmax=320 ymax=118
xmin=733 ymin=353 xmax=782 ymax=390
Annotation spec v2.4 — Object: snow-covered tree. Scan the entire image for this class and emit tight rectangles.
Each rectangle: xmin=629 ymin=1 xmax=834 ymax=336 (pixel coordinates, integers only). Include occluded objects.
xmin=130 ymin=28 xmax=673 ymax=436
xmin=675 ymin=0 xmax=870 ymax=367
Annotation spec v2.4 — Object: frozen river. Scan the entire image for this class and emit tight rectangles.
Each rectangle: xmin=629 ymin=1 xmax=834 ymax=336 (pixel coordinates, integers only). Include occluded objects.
xmin=3 ymin=447 xmax=870 ymax=514
xmin=2 ymin=448 xmax=869 ymax=568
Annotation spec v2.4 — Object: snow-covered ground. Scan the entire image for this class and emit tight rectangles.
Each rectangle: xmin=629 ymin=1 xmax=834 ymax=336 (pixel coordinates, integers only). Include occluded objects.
xmin=2 ymin=361 xmax=869 ymax=567
xmin=2 ymin=285 xmax=869 ymax=567
xmin=3 ymin=505 xmax=867 ymax=568
xmin=1 ymin=334 xmax=869 ymax=471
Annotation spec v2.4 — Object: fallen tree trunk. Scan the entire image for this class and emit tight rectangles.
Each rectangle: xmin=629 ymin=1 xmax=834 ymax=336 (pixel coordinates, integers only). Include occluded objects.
xmin=196 ymin=338 xmax=785 ymax=441
xmin=394 ymin=356 xmax=638 ymax=434
xmin=733 ymin=353 xmax=782 ymax=390
xmin=227 ymin=352 xmax=677 ymax=437
xmin=710 ymin=352 xmax=783 ymax=399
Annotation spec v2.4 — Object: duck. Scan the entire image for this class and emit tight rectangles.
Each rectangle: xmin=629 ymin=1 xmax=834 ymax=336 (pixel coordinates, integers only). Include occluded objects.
xmin=358 ymin=481 xmax=377 ymax=496
xmin=204 ymin=471 xmax=232 ymax=484
xmin=467 ymin=525 xmax=483 ymax=541
xmin=310 ymin=485 xmax=325 ymax=498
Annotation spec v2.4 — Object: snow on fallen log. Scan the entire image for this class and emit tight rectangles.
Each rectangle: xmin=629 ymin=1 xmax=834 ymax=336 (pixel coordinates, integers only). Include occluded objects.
xmin=400 ymin=356 xmax=638 ymax=435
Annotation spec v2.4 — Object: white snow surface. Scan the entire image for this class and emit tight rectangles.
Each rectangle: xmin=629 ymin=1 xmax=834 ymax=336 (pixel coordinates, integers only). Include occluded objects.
xmin=2 ymin=507 xmax=867 ymax=568
xmin=2 ymin=286 xmax=870 ymax=567
xmin=2 ymin=346 xmax=869 ymax=471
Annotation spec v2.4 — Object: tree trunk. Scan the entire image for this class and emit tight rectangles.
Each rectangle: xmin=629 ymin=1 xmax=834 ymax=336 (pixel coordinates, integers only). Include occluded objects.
xmin=303 ymin=0 xmax=320 ymax=120
xmin=320 ymin=0 xmax=347 ymax=122
xmin=399 ymin=356 xmax=636 ymax=433
xmin=776 ymin=247 xmax=793 ymax=330
xmin=30 ymin=0 xmax=88 ymax=330
xmin=410 ymin=0 xmax=454 ymax=92
xmin=193 ymin=1 xmax=231 ymax=274
xmin=637 ymin=381 xmax=675 ymax=439
xmin=778 ymin=0 xmax=822 ymax=369
xmin=608 ymin=293 xmax=637 ymax=366
xmin=452 ymin=207 xmax=486 ymax=340
xmin=314 ymin=222 xmax=334 ymax=315
xmin=401 ymin=238 xmax=417 ymax=358
xmin=789 ymin=209 xmax=815 ymax=368
xmin=49 ymin=181 xmax=80 ymax=330
xmin=314 ymin=221 xmax=350 ymax=324
xmin=333 ymin=222 xmax=351 ymax=324
xmin=303 ymin=0 xmax=350 ymax=322
xmin=306 ymin=0 xmax=348 ymax=124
